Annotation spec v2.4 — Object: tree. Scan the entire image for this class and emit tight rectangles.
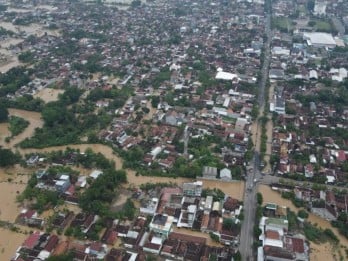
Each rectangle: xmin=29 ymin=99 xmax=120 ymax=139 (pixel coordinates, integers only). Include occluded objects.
xmin=131 ymin=0 xmax=141 ymax=8
xmin=298 ymin=209 xmax=309 ymax=219
xmin=257 ymin=192 xmax=263 ymax=205
xmin=0 ymin=147 xmax=20 ymax=167
xmin=0 ymin=104 xmax=8 ymax=122
xmin=47 ymin=252 xmax=73 ymax=261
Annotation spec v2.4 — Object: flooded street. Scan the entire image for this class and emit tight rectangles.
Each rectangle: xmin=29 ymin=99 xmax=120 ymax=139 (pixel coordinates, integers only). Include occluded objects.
xmin=258 ymin=184 xmax=348 ymax=260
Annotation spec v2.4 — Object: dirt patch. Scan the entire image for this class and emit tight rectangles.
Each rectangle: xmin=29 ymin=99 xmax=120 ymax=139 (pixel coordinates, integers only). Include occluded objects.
xmin=309 ymin=242 xmax=337 ymax=261
xmin=34 ymin=88 xmax=64 ymax=103
xmin=110 ymin=189 xmax=133 ymax=212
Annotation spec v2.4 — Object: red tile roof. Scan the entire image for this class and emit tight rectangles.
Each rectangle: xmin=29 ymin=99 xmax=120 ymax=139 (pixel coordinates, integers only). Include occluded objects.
xmin=23 ymin=231 xmax=41 ymax=249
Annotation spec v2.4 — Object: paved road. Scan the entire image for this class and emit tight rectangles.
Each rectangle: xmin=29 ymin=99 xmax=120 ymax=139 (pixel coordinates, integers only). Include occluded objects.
xmin=239 ymin=1 xmax=272 ymax=259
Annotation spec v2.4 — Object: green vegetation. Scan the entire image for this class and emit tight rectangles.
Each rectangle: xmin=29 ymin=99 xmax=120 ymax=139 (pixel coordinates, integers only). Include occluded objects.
xmin=202 ymin=188 xmax=225 ymax=202
xmin=152 ymin=66 xmax=171 ymax=88
xmin=259 ymin=116 xmax=268 ymax=160
xmin=298 ymin=209 xmax=309 ymax=219
xmin=209 ymin=232 xmax=220 ymax=242
xmin=332 ymin=212 xmax=348 ymax=239
xmin=257 ymin=192 xmax=263 ymax=205
xmin=0 ymin=147 xmax=20 ymax=167
xmin=0 ymin=103 xmax=8 ymax=122
xmin=304 ymin=222 xmax=339 ymax=243
xmin=0 ymin=67 xmax=32 ymax=98
xmin=307 ymin=19 xmax=335 ymax=33
xmin=1 ymin=95 xmax=44 ymax=112
xmin=272 ymin=17 xmax=292 ymax=33
xmin=79 ymin=169 xmax=127 ymax=217
xmin=7 ymin=116 xmax=29 ymax=137
xmin=281 ymin=191 xmax=305 ymax=208
xmin=19 ymin=86 xmax=87 ymax=148
xmin=18 ymin=51 xmax=35 ymax=64
xmin=287 ymin=209 xmax=298 ymax=231
xmin=0 ymin=26 xmax=14 ymax=37
xmin=46 ymin=252 xmax=74 ymax=261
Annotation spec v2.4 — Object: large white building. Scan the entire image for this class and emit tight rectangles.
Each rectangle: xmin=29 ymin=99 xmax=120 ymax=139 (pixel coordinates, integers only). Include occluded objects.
xmin=303 ymin=32 xmax=336 ymax=48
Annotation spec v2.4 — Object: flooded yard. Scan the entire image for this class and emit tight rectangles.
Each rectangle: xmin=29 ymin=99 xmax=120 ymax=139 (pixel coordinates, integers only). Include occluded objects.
xmin=258 ymin=184 xmax=348 ymax=260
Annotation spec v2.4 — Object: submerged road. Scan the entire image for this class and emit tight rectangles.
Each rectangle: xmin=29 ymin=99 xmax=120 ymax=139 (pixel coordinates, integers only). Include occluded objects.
xmin=239 ymin=0 xmax=272 ymax=259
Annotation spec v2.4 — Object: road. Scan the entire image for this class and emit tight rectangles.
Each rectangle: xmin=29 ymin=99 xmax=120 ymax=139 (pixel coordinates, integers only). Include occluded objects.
xmin=239 ymin=0 xmax=272 ymax=259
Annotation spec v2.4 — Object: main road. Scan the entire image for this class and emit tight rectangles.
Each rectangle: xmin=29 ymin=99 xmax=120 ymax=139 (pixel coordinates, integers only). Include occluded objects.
xmin=239 ymin=0 xmax=272 ymax=259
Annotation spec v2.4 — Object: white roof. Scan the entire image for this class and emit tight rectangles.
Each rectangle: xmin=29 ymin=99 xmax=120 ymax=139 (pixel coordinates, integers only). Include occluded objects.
xmin=60 ymin=174 xmax=70 ymax=180
xmin=151 ymin=236 xmax=163 ymax=245
xmin=216 ymin=70 xmax=239 ymax=81
xmin=220 ymin=168 xmax=232 ymax=178
xmin=326 ymin=175 xmax=335 ymax=183
xmin=90 ymin=170 xmax=103 ymax=179
xmin=264 ymin=238 xmax=283 ymax=248
xmin=55 ymin=180 xmax=66 ymax=186
xmin=303 ymin=32 xmax=336 ymax=47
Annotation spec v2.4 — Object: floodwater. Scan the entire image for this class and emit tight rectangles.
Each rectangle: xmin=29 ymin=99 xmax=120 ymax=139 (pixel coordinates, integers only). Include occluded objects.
xmin=0 ymin=109 xmax=43 ymax=149
xmin=0 ymin=22 xmax=60 ymax=37
xmin=258 ymin=185 xmax=348 ymax=259
xmin=0 ymin=165 xmax=32 ymax=260
xmin=33 ymin=88 xmax=64 ymax=103
xmin=0 ymin=165 xmax=31 ymax=221
xmin=0 ymin=228 xmax=26 ymax=261
xmin=0 ymin=108 xmax=246 ymax=259
xmin=0 ymin=109 xmax=246 ymax=200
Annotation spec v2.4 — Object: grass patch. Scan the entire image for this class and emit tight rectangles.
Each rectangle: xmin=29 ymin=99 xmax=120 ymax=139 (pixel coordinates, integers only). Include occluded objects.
xmin=304 ymin=222 xmax=339 ymax=244
xmin=308 ymin=20 xmax=334 ymax=33
xmin=272 ymin=17 xmax=292 ymax=32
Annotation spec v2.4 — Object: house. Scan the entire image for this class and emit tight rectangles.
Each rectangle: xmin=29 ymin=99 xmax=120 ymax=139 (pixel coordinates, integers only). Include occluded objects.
xmin=182 ymin=181 xmax=203 ymax=197
xmin=220 ymin=168 xmax=232 ymax=181
xmin=101 ymin=228 xmax=118 ymax=245
xmin=26 ymin=155 xmax=39 ymax=166
xmin=304 ymin=164 xmax=314 ymax=178
xmin=89 ymin=170 xmax=103 ymax=179
xmin=85 ymin=242 xmax=108 ymax=259
xmin=140 ymin=198 xmax=159 ymax=215
xmin=204 ymin=196 xmax=214 ymax=214
xmin=149 ymin=214 xmax=174 ymax=239
xmin=222 ymin=197 xmax=242 ymax=217
xmin=202 ymin=166 xmax=217 ymax=179
xmin=269 ymin=69 xmax=285 ymax=79
xmin=22 ymin=231 xmax=41 ymax=249
xmin=17 ymin=209 xmax=44 ymax=228
xmin=54 ymin=174 xmax=71 ymax=193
